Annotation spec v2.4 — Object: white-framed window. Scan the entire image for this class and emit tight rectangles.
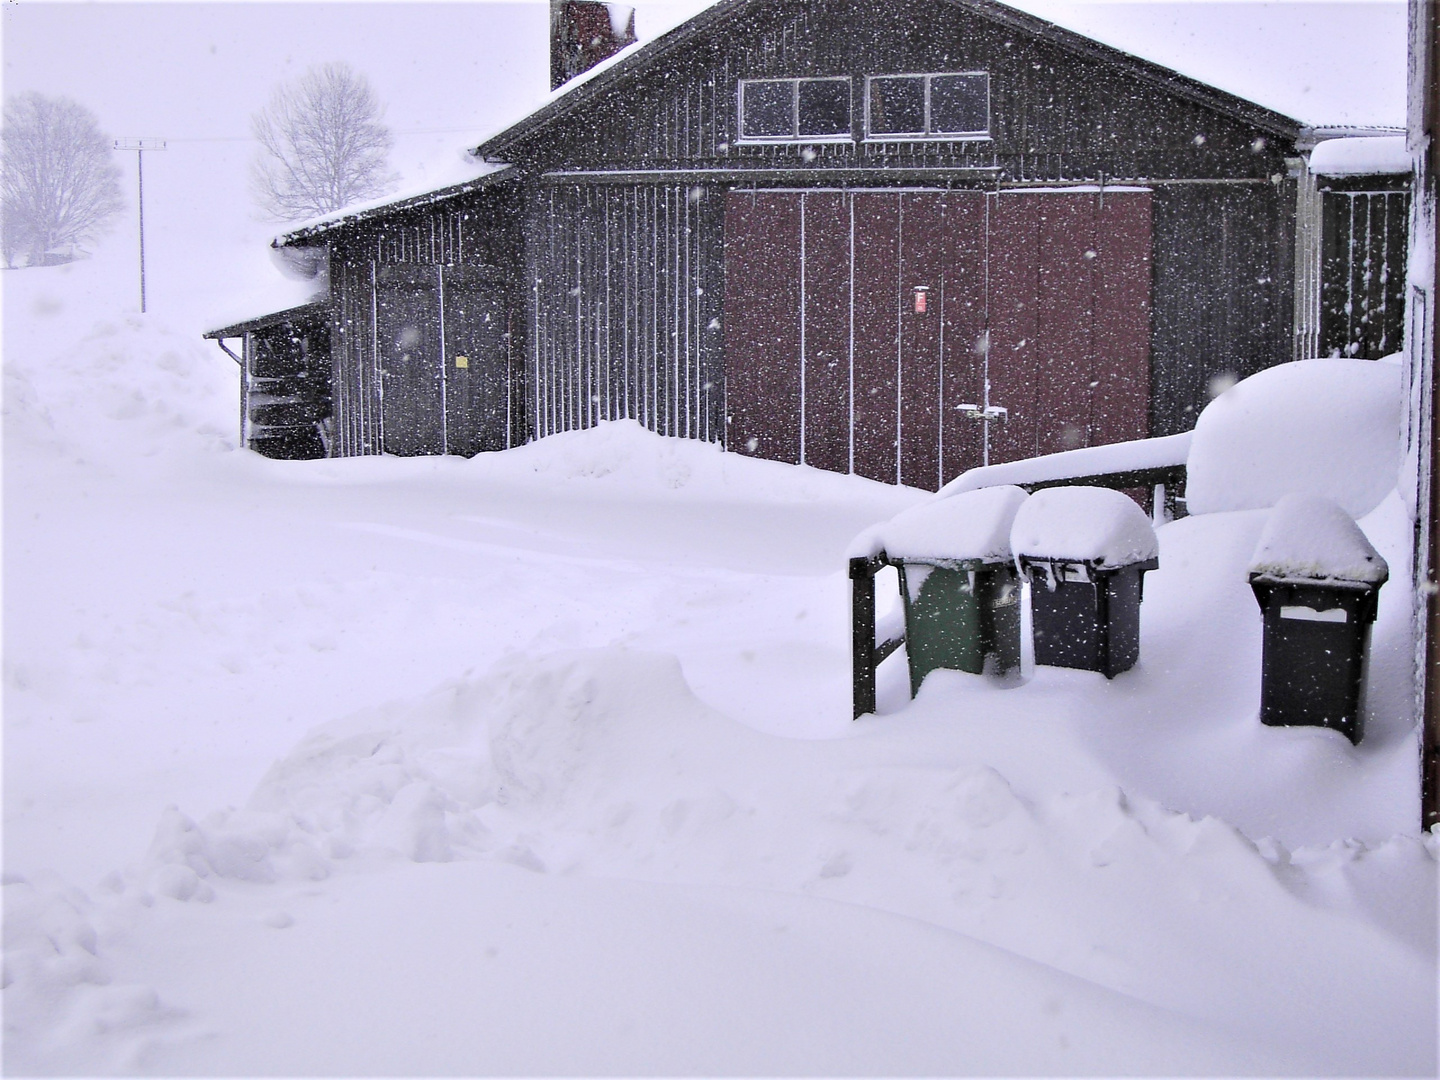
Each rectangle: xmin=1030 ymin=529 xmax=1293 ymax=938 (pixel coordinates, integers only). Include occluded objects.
xmin=865 ymin=72 xmax=990 ymax=140
xmin=737 ymin=76 xmax=853 ymax=142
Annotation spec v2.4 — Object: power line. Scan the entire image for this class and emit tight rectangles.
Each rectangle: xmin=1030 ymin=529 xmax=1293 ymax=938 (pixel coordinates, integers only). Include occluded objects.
xmin=159 ymin=125 xmax=486 ymax=144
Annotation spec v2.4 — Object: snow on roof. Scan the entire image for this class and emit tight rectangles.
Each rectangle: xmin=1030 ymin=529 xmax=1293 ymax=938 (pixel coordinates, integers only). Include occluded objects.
xmin=202 ymin=245 xmax=331 ymax=338
xmin=875 ymin=485 xmax=1031 ymax=563
xmin=1309 ymin=135 xmax=1410 ymax=177
xmin=272 ymin=159 xmax=514 ymax=247
xmin=1010 ymin=486 xmax=1159 ymax=567
xmin=1248 ymin=493 xmax=1389 ymax=584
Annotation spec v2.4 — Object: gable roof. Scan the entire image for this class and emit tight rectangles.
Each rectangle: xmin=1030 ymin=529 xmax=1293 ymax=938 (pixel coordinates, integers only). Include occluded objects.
xmin=471 ymin=0 xmax=1305 ymax=163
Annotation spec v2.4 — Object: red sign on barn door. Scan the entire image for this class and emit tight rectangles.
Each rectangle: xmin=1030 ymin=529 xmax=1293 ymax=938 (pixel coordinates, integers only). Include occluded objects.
xmin=723 ymin=188 xmax=1151 ymax=490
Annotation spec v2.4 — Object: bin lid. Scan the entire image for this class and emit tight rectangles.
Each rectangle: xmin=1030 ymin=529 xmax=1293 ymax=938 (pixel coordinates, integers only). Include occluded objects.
xmin=1247 ymin=493 xmax=1388 ymax=584
xmin=874 ymin=485 xmax=1030 ymax=563
xmin=1009 ymin=486 xmax=1159 ymax=567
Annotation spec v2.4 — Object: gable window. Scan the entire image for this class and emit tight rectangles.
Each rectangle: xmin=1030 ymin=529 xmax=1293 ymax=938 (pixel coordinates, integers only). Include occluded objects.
xmin=739 ymin=77 xmax=852 ymax=142
xmin=867 ymin=73 xmax=989 ymax=139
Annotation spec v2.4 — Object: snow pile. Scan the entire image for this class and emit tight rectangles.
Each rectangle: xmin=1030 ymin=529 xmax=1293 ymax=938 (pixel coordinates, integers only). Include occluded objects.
xmin=1309 ymin=135 xmax=1410 ymax=177
xmin=1249 ymin=493 xmax=1389 ymax=584
xmin=3 ymin=263 xmax=239 ymax=473
xmin=872 ymin=485 xmax=1029 ymax=562
xmin=22 ymin=643 xmax=1416 ymax=1074
xmin=1009 ymin=486 xmax=1158 ymax=566
xmin=1185 ymin=358 xmax=1402 ymax=517
xmin=474 ymin=416 xmax=900 ymax=504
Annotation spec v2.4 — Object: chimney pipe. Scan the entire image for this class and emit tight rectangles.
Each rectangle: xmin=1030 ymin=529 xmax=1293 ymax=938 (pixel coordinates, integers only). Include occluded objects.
xmin=550 ymin=2 xmax=637 ymax=90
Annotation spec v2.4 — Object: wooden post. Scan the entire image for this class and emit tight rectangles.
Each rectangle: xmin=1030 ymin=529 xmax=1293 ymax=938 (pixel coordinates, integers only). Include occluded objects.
xmin=851 ymin=556 xmax=879 ymax=719
xmin=1413 ymin=0 xmax=1440 ymax=830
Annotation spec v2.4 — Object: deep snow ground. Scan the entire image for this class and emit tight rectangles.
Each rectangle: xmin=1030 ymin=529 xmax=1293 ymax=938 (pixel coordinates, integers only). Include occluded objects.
xmin=4 ymin=255 xmax=1437 ymax=1075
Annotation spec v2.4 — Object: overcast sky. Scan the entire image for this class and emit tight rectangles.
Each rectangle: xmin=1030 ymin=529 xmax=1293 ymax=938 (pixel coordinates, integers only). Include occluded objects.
xmin=1 ymin=2 xmax=707 ymax=322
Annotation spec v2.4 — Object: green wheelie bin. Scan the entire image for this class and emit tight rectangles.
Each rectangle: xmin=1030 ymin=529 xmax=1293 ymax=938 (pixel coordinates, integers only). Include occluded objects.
xmin=877 ymin=485 xmax=1030 ymax=695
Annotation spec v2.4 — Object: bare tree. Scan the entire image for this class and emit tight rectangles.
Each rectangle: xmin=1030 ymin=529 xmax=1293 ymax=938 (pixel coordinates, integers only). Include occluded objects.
xmin=2 ymin=93 xmax=123 ymax=267
xmin=251 ymin=62 xmax=399 ymax=222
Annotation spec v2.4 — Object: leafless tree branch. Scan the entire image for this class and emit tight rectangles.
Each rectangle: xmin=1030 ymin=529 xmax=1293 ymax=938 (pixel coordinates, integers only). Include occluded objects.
xmin=2 ymin=93 xmax=123 ymax=267
xmin=250 ymin=62 xmax=399 ymax=222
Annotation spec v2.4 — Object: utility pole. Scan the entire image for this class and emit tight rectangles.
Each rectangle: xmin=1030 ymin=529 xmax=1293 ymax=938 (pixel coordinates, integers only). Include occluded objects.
xmin=113 ymin=138 xmax=166 ymax=313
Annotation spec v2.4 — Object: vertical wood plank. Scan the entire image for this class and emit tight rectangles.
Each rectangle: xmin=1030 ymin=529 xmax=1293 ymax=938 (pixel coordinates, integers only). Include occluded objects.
xmin=851 ymin=191 xmax=901 ymax=483
xmin=802 ymin=191 xmax=851 ymax=473
xmin=939 ymin=191 xmax=987 ymax=482
xmin=1091 ymin=190 xmax=1153 ymax=447
xmin=724 ymin=190 xmax=802 ymax=462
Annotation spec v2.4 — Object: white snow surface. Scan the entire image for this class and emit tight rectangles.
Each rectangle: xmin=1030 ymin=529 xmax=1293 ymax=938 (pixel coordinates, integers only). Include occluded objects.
xmin=1186 ymin=357 xmax=1403 ymax=518
xmin=4 ymin=240 xmax=1435 ymax=1072
xmin=1009 ymin=486 xmax=1160 ymax=566
xmin=1309 ymin=134 xmax=1412 ymax=176
xmin=1249 ymin=493 xmax=1389 ymax=584
xmin=869 ymin=485 xmax=1030 ymax=563
xmin=942 ymin=431 xmax=1191 ymax=496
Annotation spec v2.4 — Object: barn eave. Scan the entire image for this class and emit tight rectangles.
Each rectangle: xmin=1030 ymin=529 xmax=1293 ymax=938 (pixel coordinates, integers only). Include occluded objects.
xmin=271 ymin=165 xmax=521 ymax=249
xmin=203 ymin=300 xmax=331 ymax=340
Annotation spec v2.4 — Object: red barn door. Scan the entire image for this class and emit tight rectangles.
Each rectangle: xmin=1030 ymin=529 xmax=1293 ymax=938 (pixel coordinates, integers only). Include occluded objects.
xmin=986 ymin=190 xmax=1152 ymax=465
xmin=723 ymin=187 xmax=1151 ymax=490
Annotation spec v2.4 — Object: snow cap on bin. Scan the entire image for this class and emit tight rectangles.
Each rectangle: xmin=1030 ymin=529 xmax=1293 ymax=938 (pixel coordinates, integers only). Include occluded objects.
xmin=1248 ymin=493 xmax=1388 ymax=584
xmin=873 ymin=485 xmax=1029 ymax=562
xmin=1009 ymin=486 xmax=1158 ymax=567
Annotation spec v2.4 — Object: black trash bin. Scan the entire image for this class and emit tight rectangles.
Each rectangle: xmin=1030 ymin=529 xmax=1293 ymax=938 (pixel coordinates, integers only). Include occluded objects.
xmin=1011 ymin=487 xmax=1160 ymax=679
xmin=1247 ymin=493 xmax=1388 ymax=743
xmin=879 ymin=485 xmax=1029 ymax=694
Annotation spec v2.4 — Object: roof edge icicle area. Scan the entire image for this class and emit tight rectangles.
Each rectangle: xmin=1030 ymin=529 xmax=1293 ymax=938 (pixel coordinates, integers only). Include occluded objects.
xmin=271 ymin=165 xmax=518 ymax=249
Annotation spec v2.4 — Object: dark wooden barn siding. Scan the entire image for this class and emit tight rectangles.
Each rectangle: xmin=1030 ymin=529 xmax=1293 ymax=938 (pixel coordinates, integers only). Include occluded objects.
xmin=1149 ymin=180 xmax=1296 ymax=435
xmin=489 ymin=0 xmax=1299 ymax=457
xmin=1319 ymin=176 xmax=1410 ymax=359
xmin=505 ymin=0 xmax=1293 ymax=185
xmin=245 ymin=318 xmax=331 ymax=460
xmin=327 ymin=186 xmax=526 ymax=457
xmin=526 ymin=182 xmax=725 ymax=443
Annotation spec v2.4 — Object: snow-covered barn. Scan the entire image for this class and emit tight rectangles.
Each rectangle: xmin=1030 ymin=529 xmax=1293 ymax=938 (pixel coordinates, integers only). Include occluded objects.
xmin=207 ymin=0 xmax=1409 ymax=484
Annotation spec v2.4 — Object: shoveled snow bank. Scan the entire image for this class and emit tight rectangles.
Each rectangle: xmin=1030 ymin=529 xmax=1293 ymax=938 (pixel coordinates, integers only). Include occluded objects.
xmin=7 ymin=646 xmax=1426 ymax=1074
xmin=1185 ymin=358 xmax=1402 ymax=517
xmin=1249 ymin=493 xmax=1389 ymax=584
xmin=467 ymin=416 xmax=906 ymax=505
xmin=1009 ymin=486 xmax=1158 ymax=566
xmin=866 ymin=485 xmax=1029 ymax=562
xmin=1309 ymin=135 xmax=1410 ymax=177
